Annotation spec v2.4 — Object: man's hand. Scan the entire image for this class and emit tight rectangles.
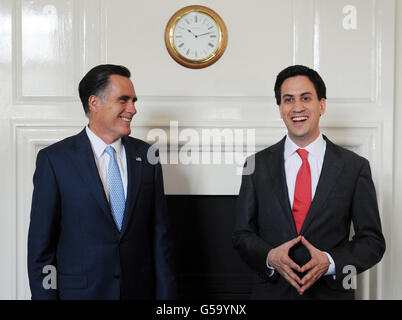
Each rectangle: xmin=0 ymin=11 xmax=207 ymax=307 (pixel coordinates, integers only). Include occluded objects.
xmin=267 ymin=236 xmax=303 ymax=292
xmin=299 ymin=236 xmax=330 ymax=295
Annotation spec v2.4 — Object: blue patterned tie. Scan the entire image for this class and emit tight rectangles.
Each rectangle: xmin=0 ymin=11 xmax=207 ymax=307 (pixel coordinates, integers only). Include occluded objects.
xmin=104 ymin=146 xmax=125 ymax=231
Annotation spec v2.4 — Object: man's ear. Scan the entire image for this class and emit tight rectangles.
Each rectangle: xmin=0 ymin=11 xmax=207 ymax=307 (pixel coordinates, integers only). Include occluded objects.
xmin=319 ymin=98 xmax=326 ymax=116
xmin=88 ymin=95 xmax=99 ymax=113
xmin=278 ymin=105 xmax=284 ymax=119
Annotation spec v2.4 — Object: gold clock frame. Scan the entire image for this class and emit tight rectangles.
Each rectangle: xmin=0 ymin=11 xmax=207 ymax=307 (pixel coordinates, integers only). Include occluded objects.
xmin=164 ymin=5 xmax=228 ymax=69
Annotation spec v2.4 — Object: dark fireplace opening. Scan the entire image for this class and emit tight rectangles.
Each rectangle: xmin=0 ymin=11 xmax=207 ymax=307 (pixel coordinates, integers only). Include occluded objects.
xmin=167 ymin=195 xmax=253 ymax=299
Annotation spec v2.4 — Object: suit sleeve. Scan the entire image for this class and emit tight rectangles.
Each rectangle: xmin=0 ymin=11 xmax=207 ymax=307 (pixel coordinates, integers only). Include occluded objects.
xmin=232 ymin=160 xmax=275 ymax=280
xmin=27 ymin=150 xmax=61 ymax=300
xmin=153 ymin=155 xmax=177 ymax=299
xmin=327 ymin=159 xmax=386 ymax=280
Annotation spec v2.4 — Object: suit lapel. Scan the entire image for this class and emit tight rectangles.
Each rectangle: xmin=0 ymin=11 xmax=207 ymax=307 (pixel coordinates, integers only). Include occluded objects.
xmin=119 ymin=136 xmax=142 ymax=238
xmin=299 ymin=136 xmax=344 ymax=234
xmin=70 ymin=129 xmax=113 ymax=226
xmin=266 ymin=137 xmax=298 ymax=235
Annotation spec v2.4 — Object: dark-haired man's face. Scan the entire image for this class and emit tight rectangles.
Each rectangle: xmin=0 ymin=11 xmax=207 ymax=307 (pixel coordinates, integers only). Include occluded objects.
xmin=88 ymin=74 xmax=137 ymax=144
xmin=279 ymin=75 xmax=325 ymax=147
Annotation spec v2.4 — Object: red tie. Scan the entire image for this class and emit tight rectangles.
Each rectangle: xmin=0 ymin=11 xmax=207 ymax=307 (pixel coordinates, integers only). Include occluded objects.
xmin=292 ymin=149 xmax=312 ymax=234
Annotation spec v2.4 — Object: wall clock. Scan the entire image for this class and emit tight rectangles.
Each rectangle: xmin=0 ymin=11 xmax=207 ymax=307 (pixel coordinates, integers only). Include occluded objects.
xmin=164 ymin=5 xmax=228 ymax=69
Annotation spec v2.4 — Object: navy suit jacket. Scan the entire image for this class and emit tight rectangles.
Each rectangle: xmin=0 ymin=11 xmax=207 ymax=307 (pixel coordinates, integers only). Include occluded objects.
xmin=233 ymin=136 xmax=385 ymax=299
xmin=28 ymin=128 xmax=177 ymax=300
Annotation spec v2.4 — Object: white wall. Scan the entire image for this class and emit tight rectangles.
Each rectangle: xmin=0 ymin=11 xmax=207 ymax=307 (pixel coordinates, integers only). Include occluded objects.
xmin=391 ymin=0 xmax=402 ymax=300
xmin=0 ymin=0 xmax=399 ymax=299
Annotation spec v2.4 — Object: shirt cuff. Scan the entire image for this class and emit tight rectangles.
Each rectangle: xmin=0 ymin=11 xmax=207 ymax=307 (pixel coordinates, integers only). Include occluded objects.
xmin=324 ymin=252 xmax=336 ymax=277
xmin=266 ymin=252 xmax=275 ymax=277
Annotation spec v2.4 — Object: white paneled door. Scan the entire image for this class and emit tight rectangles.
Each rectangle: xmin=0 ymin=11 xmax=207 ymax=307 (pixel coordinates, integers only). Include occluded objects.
xmin=0 ymin=0 xmax=398 ymax=299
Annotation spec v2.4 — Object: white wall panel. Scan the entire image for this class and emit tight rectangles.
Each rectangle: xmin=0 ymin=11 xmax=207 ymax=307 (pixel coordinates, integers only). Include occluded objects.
xmin=0 ymin=0 xmax=398 ymax=300
xmin=391 ymin=0 xmax=402 ymax=300
xmin=18 ymin=0 xmax=76 ymax=98
xmin=315 ymin=0 xmax=377 ymax=101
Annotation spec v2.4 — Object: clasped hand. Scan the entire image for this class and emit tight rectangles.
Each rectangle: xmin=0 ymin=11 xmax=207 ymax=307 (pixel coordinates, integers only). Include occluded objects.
xmin=267 ymin=236 xmax=330 ymax=295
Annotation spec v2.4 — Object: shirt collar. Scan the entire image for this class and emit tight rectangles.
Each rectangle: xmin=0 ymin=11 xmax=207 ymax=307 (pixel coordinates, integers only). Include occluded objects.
xmin=85 ymin=125 xmax=124 ymax=159
xmin=284 ymin=133 xmax=325 ymax=160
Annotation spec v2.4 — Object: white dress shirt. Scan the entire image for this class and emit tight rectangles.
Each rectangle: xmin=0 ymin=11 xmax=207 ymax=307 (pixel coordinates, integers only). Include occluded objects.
xmin=267 ymin=134 xmax=335 ymax=276
xmin=85 ymin=126 xmax=128 ymax=202
xmin=284 ymin=134 xmax=326 ymax=208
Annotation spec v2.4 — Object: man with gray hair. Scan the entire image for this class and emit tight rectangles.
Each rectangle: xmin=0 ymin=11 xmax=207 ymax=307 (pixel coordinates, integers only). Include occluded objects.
xmin=28 ymin=64 xmax=177 ymax=300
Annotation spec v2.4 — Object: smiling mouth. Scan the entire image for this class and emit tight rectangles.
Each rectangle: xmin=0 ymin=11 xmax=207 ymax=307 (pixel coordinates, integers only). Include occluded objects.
xmin=292 ymin=116 xmax=308 ymax=122
xmin=120 ymin=116 xmax=132 ymax=122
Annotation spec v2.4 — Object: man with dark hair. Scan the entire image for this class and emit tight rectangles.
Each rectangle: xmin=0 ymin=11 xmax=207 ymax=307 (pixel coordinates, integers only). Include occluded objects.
xmin=78 ymin=64 xmax=132 ymax=116
xmin=233 ymin=65 xmax=385 ymax=299
xmin=274 ymin=65 xmax=327 ymax=105
xmin=28 ymin=64 xmax=177 ymax=300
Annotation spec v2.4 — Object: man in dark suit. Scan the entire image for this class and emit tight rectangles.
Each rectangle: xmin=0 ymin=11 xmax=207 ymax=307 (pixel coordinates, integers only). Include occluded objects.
xmin=232 ymin=65 xmax=385 ymax=299
xmin=28 ymin=64 xmax=177 ymax=300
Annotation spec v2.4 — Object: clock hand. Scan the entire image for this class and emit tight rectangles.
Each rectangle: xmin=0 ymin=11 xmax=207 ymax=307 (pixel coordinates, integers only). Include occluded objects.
xmin=196 ymin=31 xmax=213 ymax=37
xmin=187 ymin=29 xmax=197 ymax=38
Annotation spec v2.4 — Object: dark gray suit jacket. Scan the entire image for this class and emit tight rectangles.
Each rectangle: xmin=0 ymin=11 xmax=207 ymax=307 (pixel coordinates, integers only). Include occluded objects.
xmin=232 ymin=136 xmax=385 ymax=299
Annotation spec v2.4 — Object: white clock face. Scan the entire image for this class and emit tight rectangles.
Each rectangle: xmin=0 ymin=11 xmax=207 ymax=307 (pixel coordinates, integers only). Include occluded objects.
xmin=173 ymin=11 xmax=221 ymax=61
